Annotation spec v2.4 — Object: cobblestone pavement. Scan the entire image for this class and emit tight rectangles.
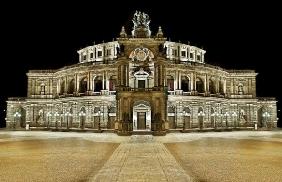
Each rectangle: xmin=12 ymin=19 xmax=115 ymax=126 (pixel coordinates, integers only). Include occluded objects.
xmin=91 ymin=135 xmax=192 ymax=182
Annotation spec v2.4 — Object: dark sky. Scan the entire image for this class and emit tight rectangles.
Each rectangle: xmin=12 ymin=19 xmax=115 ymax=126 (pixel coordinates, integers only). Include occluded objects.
xmin=0 ymin=1 xmax=281 ymax=127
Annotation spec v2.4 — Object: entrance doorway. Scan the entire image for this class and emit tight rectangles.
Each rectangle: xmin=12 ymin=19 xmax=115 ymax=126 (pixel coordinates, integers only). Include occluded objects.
xmin=137 ymin=112 xmax=146 ymax=129
xmin=138 ymin=80 xmax=145 ymax=88
xmin=133 ymin=101 xmax=151 ymax=131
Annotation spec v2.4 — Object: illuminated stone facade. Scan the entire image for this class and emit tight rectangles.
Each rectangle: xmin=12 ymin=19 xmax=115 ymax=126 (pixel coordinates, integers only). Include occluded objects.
xmin=6 ymin=11 xmax=277 ymax=135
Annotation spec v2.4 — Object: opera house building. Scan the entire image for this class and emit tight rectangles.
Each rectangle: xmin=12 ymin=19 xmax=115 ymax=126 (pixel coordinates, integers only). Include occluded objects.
xmin=6 ymin=11 xmax=277 ymax=135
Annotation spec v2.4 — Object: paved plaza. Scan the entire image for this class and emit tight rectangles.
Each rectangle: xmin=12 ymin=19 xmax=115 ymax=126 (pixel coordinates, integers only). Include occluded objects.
xmin=0 ymin=131 xmax=282 ymax=181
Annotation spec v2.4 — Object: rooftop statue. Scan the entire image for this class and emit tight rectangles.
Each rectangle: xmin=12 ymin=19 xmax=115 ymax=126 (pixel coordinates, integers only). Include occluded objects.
xmin=132 ymin=11 xmax=150 ymax=29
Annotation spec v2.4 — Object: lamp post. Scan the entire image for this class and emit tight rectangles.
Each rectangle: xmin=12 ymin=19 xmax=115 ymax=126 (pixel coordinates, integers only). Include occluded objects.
xmin=78 ymin=111 xmax=86 ymax=129
xmin=198 ymin=111 xmax=205 ymax=130
xmin=54 ymin=112 xmax=60 ymax=129
xmin=13 ymin=111 xmax=21 ymax=129
xmin=231 ymin=112 xmax=237 ymax=128
xmin=46 ymin=112 xmax=52 ymax=129
xmin=224 ymin=112 xmax=229 ymax=128
xmin=262 ymin=111 xmax=270 ymax=128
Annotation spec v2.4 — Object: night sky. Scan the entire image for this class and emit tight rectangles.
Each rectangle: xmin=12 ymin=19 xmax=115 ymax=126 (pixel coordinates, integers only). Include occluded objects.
xmin=1 ymin=2 xmax=281 ymax=127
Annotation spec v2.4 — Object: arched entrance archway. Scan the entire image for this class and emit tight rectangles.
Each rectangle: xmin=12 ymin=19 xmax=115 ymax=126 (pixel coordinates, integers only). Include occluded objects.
xmin=133 ymin=101 xmax=151 ymax=131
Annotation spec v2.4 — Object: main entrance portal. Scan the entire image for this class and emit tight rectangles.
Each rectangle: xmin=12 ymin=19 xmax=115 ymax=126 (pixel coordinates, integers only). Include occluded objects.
xmin=133 ymin=101 xmax=151 ymax=131
xmin=137 ymin=112 xmax=146 ymax=129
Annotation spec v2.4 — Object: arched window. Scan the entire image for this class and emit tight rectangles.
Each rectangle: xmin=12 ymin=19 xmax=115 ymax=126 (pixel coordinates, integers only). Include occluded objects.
xmin=68 ymin=79 xmax=75 ymax=94
xmin=166 ymin=75 xmax=174 ymax=91
xmin=181 ymin=76 xmax=190 ymax=92
xmin=219 ymin=81 xmax=224 ymax=94
xmin=109 ymin=75 xmax=117 ymax=91
xmin=196 ymin=77 xmax=204 ymax=93
xmin=79 ymin=77 xmax=87 ymax=93
xmin=60 ymin=80 xmax=65 ymax=95
xmin=94 ymin=76 xmax=103 ymax=92
xmin=209 ymin=79 xmax=216 ymax=94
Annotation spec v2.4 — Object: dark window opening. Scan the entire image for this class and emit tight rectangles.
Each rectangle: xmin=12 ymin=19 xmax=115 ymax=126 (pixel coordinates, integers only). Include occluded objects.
xmin=106 ymin=49 xmax=111 ymax=56
xmin=219 ymin=82 xmax=224 ymax=94
xmin=181 ymin=80 xmax=189 ymax=92
xmin=209 ymin=80 xmax=216 ymax=94
xmin=138 ymin=80 xmax=145 ymax=88
xmin=94 ymin=80 xmax=102 ymax=92
xmin=190 ymin=53 xmax=193 ymax=59
xmin=181 ymin=51 xmax=186 ymax=57
xmin=79 ymin=78 xmax=87 ymax=93
xmin=90 ymin=53 xmax=94 ymax=58
xmin=109 ymin=80 xmax=116 ymax=91
xmin=60 ymin=81 xmax=65 ymax=95
xmin=98 ymin=51 xmax=102 ymax=57
xmin=40 ymin=85 xmax=45 ymax=95
xmin=167 ymin=79 xmax=174 ymax=91
xmin=68 ymin=80 xmax=75 ymax=94
xmin=196 ymin=78 xmax=204 ymax=93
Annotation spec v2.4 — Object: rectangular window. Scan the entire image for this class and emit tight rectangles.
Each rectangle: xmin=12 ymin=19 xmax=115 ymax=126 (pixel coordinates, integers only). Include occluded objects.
xmin=107 ymin=49 xmax=111 ymax=56
xmin=40 ymin=85 xmax=45 ymax=95
xmin=181 ymin=51 xmax=186 ymax=57
xmin=98 ymin=51 xmax=102 ymax=57
xmin=190 ymin=53 xmax=194 ymax=59
xmin=167 ymin=79 xmax=174 ymax=91
xmin=197 ymin=55 xmax=201 ymax=61
xmin=90 ymin=53 xmax=94 ymax=58
xmin=171 ymin=49 xmax=175 ymax=56
xmin=174 ymin=50 xmax=177 ymax=56
xmin=83 ymin=55 xmax=87 ymax=60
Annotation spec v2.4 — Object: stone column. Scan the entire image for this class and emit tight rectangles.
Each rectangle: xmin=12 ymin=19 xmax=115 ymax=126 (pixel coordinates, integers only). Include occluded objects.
xmin=126 ymin=65 xmax=129 ymax=87
xmin=89 ymin=73 xmax=93 ymax=92
xmin=174 ymin=70 xmax=178 ymax=90
xmin=216 ymin=77 xmax=219 ymax=93
xmin=76 ymin=75 xmax=80 ymax=93
xmin=154 ymin=65 xmax=158 ymax=87
xmin=224 ymin=79 xmax=226 ymax=94
xmin=64 ymin=76 xmax=67 ymax=94
xmin=190 ymin=73 xmax=194 ymax=91
xmin=204 ymin=74 xmax=207 ymax=93
xmin=87 ymin=72 xmax=91 ymax=91
xmin=178 ymin=71 xmax=181 ymax=90
xmin=106 ymin=72 xmax=109 ymax=90
xmin=57 ymin=79 xmax=60 ymax=95
xmin=102 ymin=71 xmax=105 ymax=90
xmin=194 ymin=74 xmax=197 ymax=91
xmin=93 ymin=75 xmax=96 ymax=92
xmin=206 ymin=75 xmax=210 ymax=93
